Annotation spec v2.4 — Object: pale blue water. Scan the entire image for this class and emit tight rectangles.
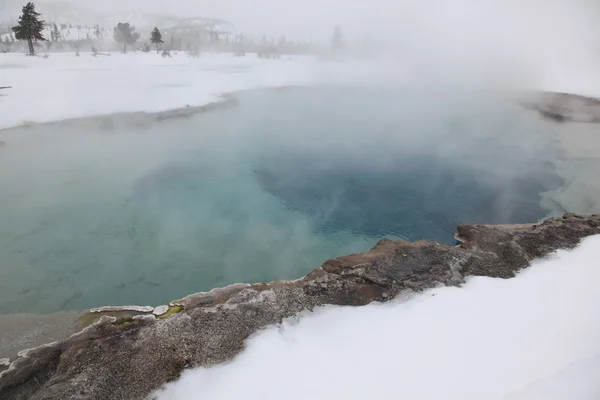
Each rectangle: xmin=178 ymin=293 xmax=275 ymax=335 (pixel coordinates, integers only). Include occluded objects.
xmin=0 ymin=87 xmax=562 ymax=314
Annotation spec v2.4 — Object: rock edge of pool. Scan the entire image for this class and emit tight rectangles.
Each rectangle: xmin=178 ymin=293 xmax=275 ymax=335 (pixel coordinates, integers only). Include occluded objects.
xmin=0 ymin=213 xmax=599 ymax=400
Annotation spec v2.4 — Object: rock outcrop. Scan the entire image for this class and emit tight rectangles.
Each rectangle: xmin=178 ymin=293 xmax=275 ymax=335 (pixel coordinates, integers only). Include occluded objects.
xmin=0 ymin=214 xmax=599 ymax=400
xmin=520 ymin=91 xmax=600 ymax=123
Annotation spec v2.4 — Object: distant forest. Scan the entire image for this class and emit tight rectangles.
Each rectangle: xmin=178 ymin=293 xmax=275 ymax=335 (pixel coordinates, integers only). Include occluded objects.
xmin=0 ymin=4 xmax=384 ymax=57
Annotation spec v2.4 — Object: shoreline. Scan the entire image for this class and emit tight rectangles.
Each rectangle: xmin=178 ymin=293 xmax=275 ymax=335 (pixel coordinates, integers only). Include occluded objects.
xmin=0 ymin=87 xmax=595 ymax=133
xmin=1 ymin=214 xmax=598 ymax=399
xmin=0 ymin=84 xmax=361 ymax=133
xmin=0 ymin=93 xmax=239 ymax=133
xmin=1 ymin=89 xmax=600 ymax=360
xmin=0 ymin=52 xmax=328 ymax=131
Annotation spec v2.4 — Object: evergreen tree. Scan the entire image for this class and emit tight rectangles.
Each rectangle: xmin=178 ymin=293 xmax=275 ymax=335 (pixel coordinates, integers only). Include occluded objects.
xmin=150 ymin=27 xmax=163 ymax=53
xmin=331 ymin=25 xmax=344 ymax=52
xmin=113 ymin=22 xmax=140 ymax=53
xmin=50 ymin=22 xmax=60 ymax=42
xmin=12 ymin=2 xmax=46 ymax=55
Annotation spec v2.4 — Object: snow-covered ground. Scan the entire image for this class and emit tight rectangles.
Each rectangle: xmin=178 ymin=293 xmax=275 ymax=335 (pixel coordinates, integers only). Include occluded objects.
xmin=3 ymin=50 xmax=600 ymax=132
xmin=0 ymin=52 xmax=406 ymax=130
xmin=155 ymin=235 xmax=600 ymax=400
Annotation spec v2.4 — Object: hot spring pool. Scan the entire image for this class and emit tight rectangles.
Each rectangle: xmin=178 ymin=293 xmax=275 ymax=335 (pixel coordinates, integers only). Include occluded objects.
xmin=0 ymin=87 xmax=564 ymax=314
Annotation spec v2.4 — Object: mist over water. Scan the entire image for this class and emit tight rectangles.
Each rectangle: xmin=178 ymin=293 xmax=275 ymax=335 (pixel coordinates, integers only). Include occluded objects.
xmin=252 ymin=88 xmax=562 ymax=239
xmin=0 ymin=86 xmax=565 ymax=314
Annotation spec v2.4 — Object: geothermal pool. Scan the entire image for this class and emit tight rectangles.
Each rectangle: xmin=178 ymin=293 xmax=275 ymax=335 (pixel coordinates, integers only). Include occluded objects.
xmin=0 ymin=87 xmax=565 ymax=314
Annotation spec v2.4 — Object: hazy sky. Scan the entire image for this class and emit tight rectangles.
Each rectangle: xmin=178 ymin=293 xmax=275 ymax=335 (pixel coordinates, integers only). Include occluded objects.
xmin=2 ymin=0 xmax=600 ymax=89
xmin=180 ymin=0 xmax=600 ymax=91
xmin=2 ymin=0 xmax=599 ymax=41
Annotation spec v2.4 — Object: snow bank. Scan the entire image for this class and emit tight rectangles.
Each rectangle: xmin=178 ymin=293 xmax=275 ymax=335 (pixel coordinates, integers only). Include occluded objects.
xmin=155 ymin=234 xmax=600 ymax=400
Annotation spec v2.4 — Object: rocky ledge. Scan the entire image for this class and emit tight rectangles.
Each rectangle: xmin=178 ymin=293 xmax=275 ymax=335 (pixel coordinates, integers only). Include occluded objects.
xmin=520 ymin=91 xmax=600 ymax=123
xmin=1 ymin=214 xmax=599 ymax=399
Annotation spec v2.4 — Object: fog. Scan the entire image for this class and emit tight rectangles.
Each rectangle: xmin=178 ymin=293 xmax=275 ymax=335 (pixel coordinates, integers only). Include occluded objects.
xmin=0 ymin=0 xmax=597 ymax=319
xmin=0 ymin=87 xmax=564 ymax=314
xmin=154 ymin=235 xmax=600 ymax=400
xmin=3 ymin=0 xmax=600 ymax=90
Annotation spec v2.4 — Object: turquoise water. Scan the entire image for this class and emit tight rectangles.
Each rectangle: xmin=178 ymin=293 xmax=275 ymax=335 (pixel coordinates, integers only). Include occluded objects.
xmin=0 ymin=87 xmax=561 ymax=314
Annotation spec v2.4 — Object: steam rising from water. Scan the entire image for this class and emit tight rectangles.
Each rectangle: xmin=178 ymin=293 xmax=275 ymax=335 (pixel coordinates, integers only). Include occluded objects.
xmin=0 ymin=87 xmax=564 ymax=313
xmin=155 ymin=235 xmax=600 ymax=400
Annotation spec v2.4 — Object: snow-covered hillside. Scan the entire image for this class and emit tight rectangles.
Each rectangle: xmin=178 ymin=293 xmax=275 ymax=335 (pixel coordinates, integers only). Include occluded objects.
xmin=0 ymin=0 xmax=235 ymax=44
xmin=0 ymin=23 xmax=109 ymax=43
xmin=0 ymin=19 xmax=233 ymax=43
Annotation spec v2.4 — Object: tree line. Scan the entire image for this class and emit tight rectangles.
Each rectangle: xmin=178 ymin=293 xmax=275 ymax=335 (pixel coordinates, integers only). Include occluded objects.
xmin=8 ymin=2 xmax=164 ymax=55
xmin=6 ymin=2 xmax=347 ymax=57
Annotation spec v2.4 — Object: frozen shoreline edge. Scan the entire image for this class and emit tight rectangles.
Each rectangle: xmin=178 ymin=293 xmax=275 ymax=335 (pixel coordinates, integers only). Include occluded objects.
xmin=0 ymin=87 xmax=595 ymax=133
xmin=0 ymin=214 xmax=599 ymax=399
xmin=0 ymin=88 xmax=598 ymax=351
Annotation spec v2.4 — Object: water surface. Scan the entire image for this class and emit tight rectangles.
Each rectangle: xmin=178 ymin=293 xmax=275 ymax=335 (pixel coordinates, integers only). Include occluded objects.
xmin=0 ymin=86 xmax=563 ymax=314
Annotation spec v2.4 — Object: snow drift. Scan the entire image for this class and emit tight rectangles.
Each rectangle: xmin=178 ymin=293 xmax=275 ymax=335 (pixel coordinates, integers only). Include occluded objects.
xmin=155 ymin=234 xmax=600 ymax=400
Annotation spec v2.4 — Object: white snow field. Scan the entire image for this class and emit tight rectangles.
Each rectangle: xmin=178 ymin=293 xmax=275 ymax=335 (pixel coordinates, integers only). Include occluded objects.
xmin=155 ymin=235 xmax=600 ymax=400
xmin=2 ymin=49 xmax=600 ymax=132
xmin=0 ymin=52 xmax=408 ymax=130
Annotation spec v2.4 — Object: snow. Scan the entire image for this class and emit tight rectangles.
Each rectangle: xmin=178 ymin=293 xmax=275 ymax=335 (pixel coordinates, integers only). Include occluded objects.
xmin=0 ymin=25 xmax=109 ymax=42
xmin=504 ymin=355 xmax=600 ymax=400
xmin=2 ymin=46 xmax=600 ymax=132
xmin=0 ymin=18 xmax=231 ymax=43
xmin=0 ymin=28 xmax=598 ymax=400
xmin=154 ymin=234 xmax=600 ymax=400
xmin=0 ymin=52 xmax=399 ymax=131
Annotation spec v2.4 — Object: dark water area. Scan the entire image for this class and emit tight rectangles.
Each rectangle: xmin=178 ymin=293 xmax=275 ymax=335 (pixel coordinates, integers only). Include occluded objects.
xmin=255 ymin=153 xmax=560 ymax=242
xmin=0 ymin=86 xmax=563 ymax=314
xmin=250 ymin=87 xmax=562 ymax=242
